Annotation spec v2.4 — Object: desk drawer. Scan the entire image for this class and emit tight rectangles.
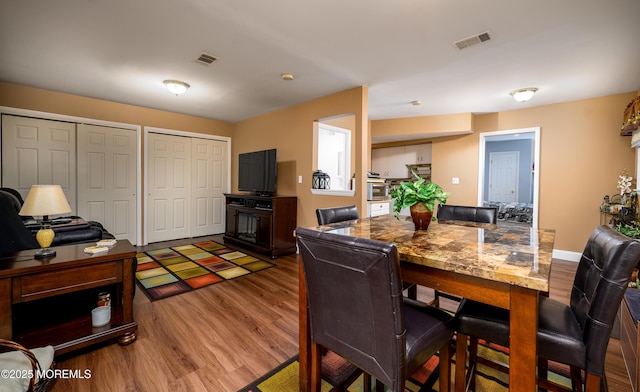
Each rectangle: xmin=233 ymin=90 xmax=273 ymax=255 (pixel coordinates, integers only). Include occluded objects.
xmin=15 ymin=262 xmax=122 ymax=302
xmin=369 ymin=202 xmax=390 ymax=217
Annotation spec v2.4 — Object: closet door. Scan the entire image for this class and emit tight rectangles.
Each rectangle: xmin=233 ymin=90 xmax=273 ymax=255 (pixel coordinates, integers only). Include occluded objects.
xmin=191 ymin=138 xmax=227 ymax=237
xmin=1 ymin=115 xmax=77 ymax=209
xmin=147 ymin=133 xmax=190 ymax=243
xmin=77 ymin=124 xmax=137 ymax=243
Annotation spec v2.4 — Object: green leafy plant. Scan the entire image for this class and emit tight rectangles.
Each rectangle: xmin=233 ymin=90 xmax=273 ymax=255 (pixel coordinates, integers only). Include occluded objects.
xmin=615 ymin=221 xmax=640 ymax=239
xmin=391 ymin=172 xmax=449 ymax=219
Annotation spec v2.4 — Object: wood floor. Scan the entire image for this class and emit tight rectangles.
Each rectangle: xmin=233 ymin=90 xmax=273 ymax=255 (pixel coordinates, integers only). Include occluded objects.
xmin=50 ymin=235 xmax=633 ymax=391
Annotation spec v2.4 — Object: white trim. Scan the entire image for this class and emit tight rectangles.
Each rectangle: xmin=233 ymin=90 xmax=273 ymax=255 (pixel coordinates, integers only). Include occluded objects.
xmin=0 ymin=106 xmax=143 ymax=246
xmin=478 ymin=127 xmax=540 ymax=228
xmin=143 ymin=126 xmax=231 ymax=245
xmin=310 ymin=189 xmax=356 ymax=197
xmin=552 ymin=249 xmax=581 ymax=262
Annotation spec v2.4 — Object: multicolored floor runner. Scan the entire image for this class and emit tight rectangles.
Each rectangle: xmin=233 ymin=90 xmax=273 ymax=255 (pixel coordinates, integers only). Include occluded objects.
xmin=136 ymin=240 xmax=275 ymax=301
xmin=238 ymin=341 xmax=571 ymax=392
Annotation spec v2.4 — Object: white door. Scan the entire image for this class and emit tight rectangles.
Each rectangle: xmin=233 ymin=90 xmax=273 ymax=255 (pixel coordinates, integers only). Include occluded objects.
xmin=147 ymin=133 xmax=190 ymax=243
xmin=76 ymin=124 xmax=137 ymax=243
xmin=488 ymin=151 xmax=519 ymax=202
xmin=191 ymin=138 xmax=227 ymax=236
xmin=1 ymin=115 xmax=77 ymax=210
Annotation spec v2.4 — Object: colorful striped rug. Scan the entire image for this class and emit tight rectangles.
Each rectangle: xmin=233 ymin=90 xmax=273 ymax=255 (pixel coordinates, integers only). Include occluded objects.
xmin=238 ymin=340 xmax=572 ymax=392
xmin=135 ymin=240 xmax=275 ymax=301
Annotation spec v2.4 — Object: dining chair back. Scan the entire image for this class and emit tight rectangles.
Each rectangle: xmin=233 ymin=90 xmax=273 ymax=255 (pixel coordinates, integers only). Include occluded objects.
xmin=455 ymin=225 xmax=640 ymax=391
xmin=296 ymin=227 xmax=454 ymax=392
xmin=315 ymin=205 xmax=418 ymax=300
xmin=315 ymin=205 xmax=359 ymax=225
xmin=436 ymin=204 xmax=498 ymax=224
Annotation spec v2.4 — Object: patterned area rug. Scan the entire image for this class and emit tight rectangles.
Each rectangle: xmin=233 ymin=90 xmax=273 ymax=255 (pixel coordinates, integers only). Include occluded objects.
xmin=136 ymin=240 xmax=275 ymax=301
xmin=238 ymin=341 xmax=571 ymax=392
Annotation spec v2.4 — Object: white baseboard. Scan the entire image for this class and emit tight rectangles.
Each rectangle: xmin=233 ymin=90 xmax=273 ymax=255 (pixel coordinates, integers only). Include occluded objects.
xmin=552 ymin=249 xmax=581 ymax=262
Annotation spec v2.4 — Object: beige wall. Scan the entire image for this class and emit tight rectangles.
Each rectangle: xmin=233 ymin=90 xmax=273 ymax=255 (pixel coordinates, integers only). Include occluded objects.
xmin=0 ymin=82 xmax=233 ymax=137
xmin=373 ymin=112 xmax=473 ymax=146
xmin=373 ymin=92 xmax=638 ymax=252
xmin=233 ymin=87 xmax=369 ymax=228
xmin=2 ymin=81 xmax=637 ymax=253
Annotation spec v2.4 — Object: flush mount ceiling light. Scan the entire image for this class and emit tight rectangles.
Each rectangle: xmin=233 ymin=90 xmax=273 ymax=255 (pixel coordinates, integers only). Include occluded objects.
xmin=510 ymin=87 xmax=538 ymax=102
xmin=411 ymin=100 xmax=422 ymax=106
xmin=163 ymin=80 xmax=190 ymax=95
xmin=281 ymin=73 xmax=294 ymax=81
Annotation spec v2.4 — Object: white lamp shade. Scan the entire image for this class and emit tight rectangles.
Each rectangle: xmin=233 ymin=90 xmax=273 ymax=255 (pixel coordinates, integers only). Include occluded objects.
xmin=19 ymin=185 xmax=72 ymax=217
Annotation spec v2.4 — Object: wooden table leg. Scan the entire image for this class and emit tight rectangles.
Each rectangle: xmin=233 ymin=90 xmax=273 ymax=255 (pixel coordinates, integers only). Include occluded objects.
xmin=509 ymin=286 xmax=538 ymax=391
xmin=299 ymin=255 xmax=311 ymax=392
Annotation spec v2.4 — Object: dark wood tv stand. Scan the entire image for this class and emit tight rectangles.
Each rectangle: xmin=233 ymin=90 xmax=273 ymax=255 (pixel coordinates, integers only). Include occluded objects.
xmin=223 ymin=194 xmax=297 ymax=258
xmin=0 ymin=240 xmax=137 ymax=356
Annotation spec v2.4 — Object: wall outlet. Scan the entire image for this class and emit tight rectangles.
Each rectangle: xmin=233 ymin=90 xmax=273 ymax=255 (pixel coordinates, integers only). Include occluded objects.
xmin=452 ymin=177 xmax=460 ymax=184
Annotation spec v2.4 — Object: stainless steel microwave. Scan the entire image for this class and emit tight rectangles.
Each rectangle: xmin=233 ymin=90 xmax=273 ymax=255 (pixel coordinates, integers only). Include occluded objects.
xmin=367 ymin=181 xmax=389 ymax=200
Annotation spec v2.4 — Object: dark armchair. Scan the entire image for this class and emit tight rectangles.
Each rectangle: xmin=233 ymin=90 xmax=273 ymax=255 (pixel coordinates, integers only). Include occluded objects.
xmin=455 ymin=225 xmax=640 ymax=391
xmin=297 ymin=227 xmax=454 ymax=392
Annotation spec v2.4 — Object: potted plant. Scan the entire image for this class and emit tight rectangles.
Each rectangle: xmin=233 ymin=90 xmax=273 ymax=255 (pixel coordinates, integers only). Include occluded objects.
xmin=391 ymin=172 xmax=449 ymax=230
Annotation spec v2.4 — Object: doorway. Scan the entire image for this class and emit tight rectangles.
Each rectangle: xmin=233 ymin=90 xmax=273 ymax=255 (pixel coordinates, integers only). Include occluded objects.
xmin=478 ymin=127 xmax=540 ymax=227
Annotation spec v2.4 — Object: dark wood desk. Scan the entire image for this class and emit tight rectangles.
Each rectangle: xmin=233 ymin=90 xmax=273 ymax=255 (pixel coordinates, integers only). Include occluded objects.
xmin=0 ymin=240 xmax=138 ymax=356
xmin=299 ymin=215 xmax=555 ymax=392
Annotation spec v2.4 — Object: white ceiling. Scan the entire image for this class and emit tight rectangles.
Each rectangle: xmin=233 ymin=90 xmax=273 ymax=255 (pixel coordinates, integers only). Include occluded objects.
xmin=1 ymin=0 xmax=639 ymax=132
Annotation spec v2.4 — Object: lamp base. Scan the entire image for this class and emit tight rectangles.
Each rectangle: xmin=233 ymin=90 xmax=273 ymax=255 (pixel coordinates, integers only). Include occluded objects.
xmin=34 ymin=248 xmax=56 ymax=259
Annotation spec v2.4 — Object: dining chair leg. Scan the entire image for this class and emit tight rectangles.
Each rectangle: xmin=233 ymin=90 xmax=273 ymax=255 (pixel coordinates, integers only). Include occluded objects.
xmin=406 ymin=284 xmax=417 ymax=300
xmin=454 ymin=334 xmax=468 ymax=392
xmin=362 ymin=373 xmax=372 ymax=392
xmin=584 ymin=373 xmax=600 ymax=392
xmin=538 ymin=357 xmax=548 ymax=392
xmin=439 ymin=341 xmax=451 ymax=392
xmin=311 ymin=342 xmax=322 ymax=392
xmin=468 ymin=336 xmax=479 ymax=391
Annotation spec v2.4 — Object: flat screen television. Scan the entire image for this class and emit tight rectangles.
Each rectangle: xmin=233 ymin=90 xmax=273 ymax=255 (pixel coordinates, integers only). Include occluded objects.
xmin=238 ymin=148 xmax=277 ymax=195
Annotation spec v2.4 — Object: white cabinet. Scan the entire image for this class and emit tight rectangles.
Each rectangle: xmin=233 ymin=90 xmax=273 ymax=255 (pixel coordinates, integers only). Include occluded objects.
xmin=404 ymin=144 xmax=432 ymax=163
xmin=367 ymin=201 xmax=391 ymax=217
xmin=371 ymin=143 xmax=431 ymax=178
xmin=371 ymin=146 xmax=407 ymax=178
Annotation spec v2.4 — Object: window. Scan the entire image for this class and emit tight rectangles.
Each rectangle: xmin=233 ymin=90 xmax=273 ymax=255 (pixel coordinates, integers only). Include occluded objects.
xmin=316 ymin=123 xmax=351 ymax=191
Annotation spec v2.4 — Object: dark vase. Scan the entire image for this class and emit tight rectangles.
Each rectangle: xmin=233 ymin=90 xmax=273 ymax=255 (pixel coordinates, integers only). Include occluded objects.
xmin=410 ymin=203 xmax=433 ymax=230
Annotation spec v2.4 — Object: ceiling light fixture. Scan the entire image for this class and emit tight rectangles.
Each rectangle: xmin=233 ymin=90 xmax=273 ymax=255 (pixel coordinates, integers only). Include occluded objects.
xmin=281 ymin=73 xmax=294 ymax=81
xmin=163 ymin=80 xmax=190 ymax=95
xmin=510 ymin=87 xmax=538 ymax=102
xmin=411 ymin=100 xmax=422 ymax=106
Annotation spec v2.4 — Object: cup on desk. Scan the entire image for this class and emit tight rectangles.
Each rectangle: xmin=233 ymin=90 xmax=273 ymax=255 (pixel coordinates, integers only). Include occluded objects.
xmin=91 ymin=306 xmax=111 ymax=327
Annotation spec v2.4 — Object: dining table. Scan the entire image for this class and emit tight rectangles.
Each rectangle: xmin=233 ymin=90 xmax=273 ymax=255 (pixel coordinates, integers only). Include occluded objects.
xmin=298 ymin=214 xmax=556 ymax=392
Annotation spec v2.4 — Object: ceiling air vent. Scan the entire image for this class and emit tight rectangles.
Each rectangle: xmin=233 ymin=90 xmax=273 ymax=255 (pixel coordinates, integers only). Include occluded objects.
xmin=452 ymin=30 xmax=492 ymax=50
xmin=194 ymin=52 xmax=219 ymax=66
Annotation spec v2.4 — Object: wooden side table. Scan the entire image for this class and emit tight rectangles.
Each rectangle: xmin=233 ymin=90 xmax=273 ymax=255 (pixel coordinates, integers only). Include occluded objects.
xmin=0 ymin=240 xmax=138 ymax=356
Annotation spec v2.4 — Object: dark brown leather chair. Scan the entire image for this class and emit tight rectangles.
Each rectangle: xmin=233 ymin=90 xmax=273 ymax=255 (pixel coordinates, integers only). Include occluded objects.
xmin=316 ymin=205 xmax=359 ymax=225
xmin=433 ymin=205 xmax=498 ymax=307
xmin=436 ymin=204 xmax=498 ymax=225
xmin=316 ymin=205 xmax=417 ymax=300
xmin=455 ymin=225 xmax=640 ymax=392
xmin=296 ymin=227 xmax=454 ymax=392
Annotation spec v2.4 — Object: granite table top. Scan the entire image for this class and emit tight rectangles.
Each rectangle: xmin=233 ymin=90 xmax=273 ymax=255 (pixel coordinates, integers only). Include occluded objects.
xmin=310 ymin=214 xmax=556 ymax=292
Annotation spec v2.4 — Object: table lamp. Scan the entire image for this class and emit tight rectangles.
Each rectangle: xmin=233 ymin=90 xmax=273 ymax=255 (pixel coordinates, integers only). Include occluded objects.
xmin=18 ymin=185 xmax=72 ymax=259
